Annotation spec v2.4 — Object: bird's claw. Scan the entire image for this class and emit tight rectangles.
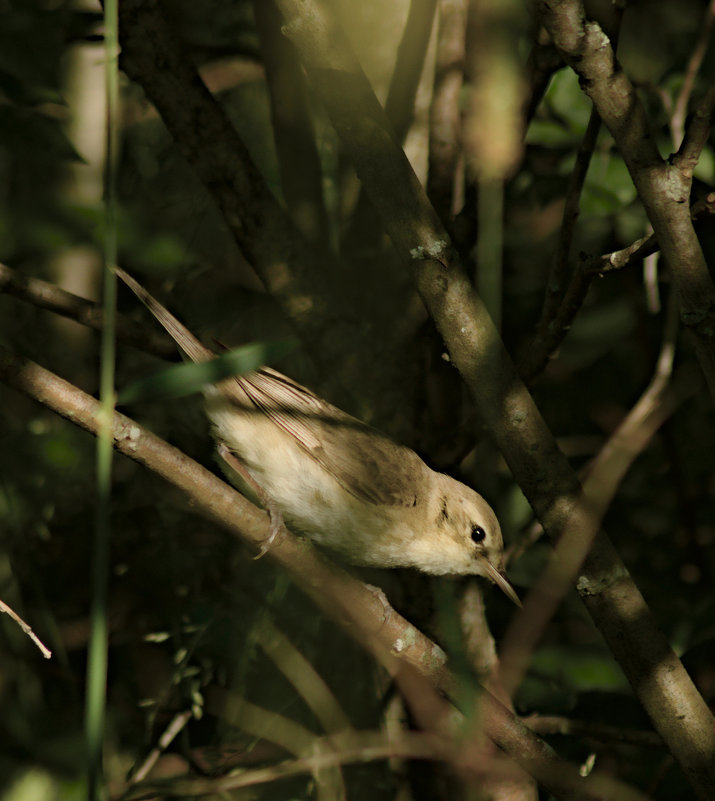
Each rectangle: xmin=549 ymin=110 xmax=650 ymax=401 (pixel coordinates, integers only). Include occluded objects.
xmin=253 ymin=502 xmax=286 ymax=560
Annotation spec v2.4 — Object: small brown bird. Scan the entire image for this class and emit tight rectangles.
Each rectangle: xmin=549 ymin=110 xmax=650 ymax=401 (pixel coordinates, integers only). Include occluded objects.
xmin=116 ymin=268 xmax=520 ymax=605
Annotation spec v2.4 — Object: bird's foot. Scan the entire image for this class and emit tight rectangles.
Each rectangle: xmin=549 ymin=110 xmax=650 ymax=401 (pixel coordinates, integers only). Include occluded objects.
xmin=217 ymin=442 xmax=286 ymax=559
xmin=253 ymin=500 xmax=286 ymax=560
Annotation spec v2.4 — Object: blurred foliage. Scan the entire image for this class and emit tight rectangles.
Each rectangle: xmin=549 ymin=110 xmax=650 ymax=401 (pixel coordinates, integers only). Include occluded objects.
xmin=117 ymin=340 xmax=297 ymax=404
xmin=0 ymin=1 xmax=713 ymax=800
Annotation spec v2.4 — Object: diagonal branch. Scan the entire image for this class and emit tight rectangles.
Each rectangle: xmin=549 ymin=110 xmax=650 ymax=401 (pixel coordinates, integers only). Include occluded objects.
xmin=0 ymin=262 xmax=177 ymax=361
xmin=523 ymin=29 xmax=563 ymax=124
xmin=383 ymin=0 xmax=439 ymax=145
xmin=541 ymin=0 xmax=715 ymax=401
xmin=342 ymin=0 xmax=438 ymax=249
xmin=670 ymin=0 xmax=715 ymax=150
xmin=0 ymin=597 xmax=52 ymax=659
xmin=536 ymin=109 xmax=601 ymax=328
xmin=501 ymin=293 xmax=699 ymax=696
xmin=583 ymin=192 xmax=715 ymax=275
xmin=253 ymin=0 xmax=330 ymax=246
xmin=675 ymin=81 xmax=715 ymax=175
xmin=0 ymin=345 xmax=652 ymax=801
xmin=519 ymin=106 xmax=602 ymax=383
xmin=271 ymin=1 xmax=715 ymax=796
xmin=117 ymin=0 xmax=347 ymax=367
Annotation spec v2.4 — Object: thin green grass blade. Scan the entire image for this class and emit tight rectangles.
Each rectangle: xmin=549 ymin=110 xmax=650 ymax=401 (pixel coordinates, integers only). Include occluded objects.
xmin=85 ymin=0 xmax=119 ymax=797
xmin=117 ymin=339 xmax=297 ymax=404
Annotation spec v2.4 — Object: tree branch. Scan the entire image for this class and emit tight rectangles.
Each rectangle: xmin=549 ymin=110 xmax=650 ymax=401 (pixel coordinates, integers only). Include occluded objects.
xmin=384 ymin=0 xmax=439 ymax=145
xmin=670 ymin=0 xmax=715 ymax=150
xmin=342 ymin=0 xmax=438 ymax=249
xmin=583 ymin=192 xmax=715 ymax=275
xmin=117 ymin=0 xmax=348 ymax=367
xmin=427 ymin=0 xmax=468 ymax=224
xmin=253 ymin=0 xmax=330 ymax=246
xmin=523 ymin=28 xmax=563 ymax=123
xmin=272 ymin=1 xmax=715 ymax=795
xmin=536 ymin=108 xmax=601 ymax=328
xmin=675 ymin=81 xmax=715 ymax=176
xmin=541 ymin=0 xmax=715 ymax=401
xmin=501 ymin=293 xmax=698 ymax=695
xmin=0 ymin=262 xmax=177 ymax=361
xmin=0 ymin=346 xmax=652 ymax=801
xmin=522 ymin=715 xmax=664 ymax=748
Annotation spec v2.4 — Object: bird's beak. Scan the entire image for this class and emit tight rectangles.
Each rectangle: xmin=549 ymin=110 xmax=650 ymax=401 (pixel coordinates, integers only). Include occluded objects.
xmin=480 ymin=557 xmax=522 ymax=607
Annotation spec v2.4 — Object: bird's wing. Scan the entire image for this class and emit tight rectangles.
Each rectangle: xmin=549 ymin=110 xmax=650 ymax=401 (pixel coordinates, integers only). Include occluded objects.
xmin=234 ymin=367 xmax=427 ymax=507
xmin=114 ymin=268 xmax=424 ymax=504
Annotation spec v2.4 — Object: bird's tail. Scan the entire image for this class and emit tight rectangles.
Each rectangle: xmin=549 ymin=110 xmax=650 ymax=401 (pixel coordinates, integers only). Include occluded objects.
xmin=115 ymin=267 xmax=213 ymax=364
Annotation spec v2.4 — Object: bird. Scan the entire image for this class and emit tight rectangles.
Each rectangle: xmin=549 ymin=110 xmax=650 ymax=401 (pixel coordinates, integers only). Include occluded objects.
xmin=116 ymin=268 xmax=520 ymax=606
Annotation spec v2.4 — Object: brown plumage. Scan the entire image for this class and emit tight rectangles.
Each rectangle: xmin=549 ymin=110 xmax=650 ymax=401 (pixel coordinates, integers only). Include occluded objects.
xmin=116 ymin=268 xmax=520 ymax=604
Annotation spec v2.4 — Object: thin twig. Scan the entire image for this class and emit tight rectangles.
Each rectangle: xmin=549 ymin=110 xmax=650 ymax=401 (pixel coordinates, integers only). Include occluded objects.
xmin=0 ymin=262 xmax=177 ymax=360
xmin=524 ymin=5 xmax=624 ymax=383
xmin=519 ymin=264 xmax=592 ymax=384
xmin=427 ymin=0 xmax=468 ymax=224
xmin=676 ymin=82 xmax=715 ymax=177
xmin=583 ymin=193 xmax=715 ymax=275
xmin=670 ymin=0 xmax=715 ymax=148
xmin=0 ymin=598 xmax=52 ymax=659
xmin=523 ymin=27 xmax=563 ymax=124
xmin=536 ymin=109 xmax=601 ymax=333
xmin=129 ymin=711 xmax=193 ymax=784
xmin=119 ymin=731 xmax=443 ymax=801
xmin=522 ymin=715 xmax=664 ymax=748
xmin=543 ymin=0 xmax=715 ymax=400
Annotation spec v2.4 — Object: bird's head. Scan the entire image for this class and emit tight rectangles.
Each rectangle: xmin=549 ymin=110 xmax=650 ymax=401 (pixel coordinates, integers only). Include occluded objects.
xmin=426 ymin=474 xmax=521 ymax=606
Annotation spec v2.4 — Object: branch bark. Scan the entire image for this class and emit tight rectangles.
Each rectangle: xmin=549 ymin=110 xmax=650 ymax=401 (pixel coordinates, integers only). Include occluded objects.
xmin=253 ymin=0 xmax=330 ymax=246
xmin=584 ymin=192 xmax=715 ymax=275
xmin=519 ymin=109 xmax=601 ymax=382
xmin=0 ymin=262 xmax=177 ymax=361
xmin=541 ymin=0 xmax=715 ymax=401
xmin=0 ymin=346 xmax=652 ymax=801
xmin=271 ymin=1 xmax=715 ymax=796
xmin=342 ymin=0 xmax=438 ymax=250
xmin=500 ymin=295 xmax=699 ymax=695
xmin=427 ymin=0 xmax=468 ymax=224
xmin=117 ymin=0 xmax=348 ymax=367
xmin=116 ymin=0 xmax=436 ymax=439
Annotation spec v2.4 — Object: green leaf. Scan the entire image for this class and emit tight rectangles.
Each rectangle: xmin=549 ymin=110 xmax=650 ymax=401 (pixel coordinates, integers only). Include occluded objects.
xmin=530 ymin=645 xmax=628 ymax=692
xmin=117 ymin=339 xmax=297 ymax=405
xmin=525 ymin=68 xmax=592 ymax=146
xmin=582 ymin=152 xmax=637 ymax=215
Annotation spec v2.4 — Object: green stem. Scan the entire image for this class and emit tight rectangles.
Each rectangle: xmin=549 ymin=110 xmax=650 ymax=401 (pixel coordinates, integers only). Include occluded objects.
xmin=85 ymin=0 xmax=119 ymax=797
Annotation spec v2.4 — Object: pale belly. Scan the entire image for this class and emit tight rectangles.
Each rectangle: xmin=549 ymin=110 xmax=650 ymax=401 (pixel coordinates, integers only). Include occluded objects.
xmin=206 ymin=401 xmax=417 ymax=568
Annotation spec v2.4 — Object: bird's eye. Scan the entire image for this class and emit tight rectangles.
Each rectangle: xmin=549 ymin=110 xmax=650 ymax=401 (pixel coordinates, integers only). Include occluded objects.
xmin=471 ymin=524 xmax=486 ymax=544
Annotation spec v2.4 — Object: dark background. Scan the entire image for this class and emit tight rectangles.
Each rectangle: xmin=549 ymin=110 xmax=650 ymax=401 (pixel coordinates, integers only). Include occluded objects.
xmin=0 ymin=1 xmax=713 ymax=799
